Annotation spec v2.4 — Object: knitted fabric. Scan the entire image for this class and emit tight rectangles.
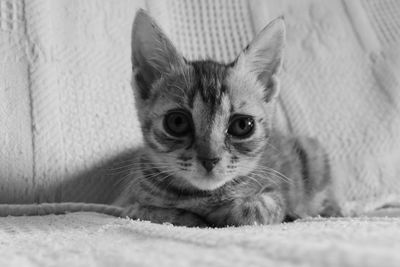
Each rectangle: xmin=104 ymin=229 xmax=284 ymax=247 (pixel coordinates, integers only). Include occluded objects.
xmin=0 ymin=0 xmax=399 ymax=214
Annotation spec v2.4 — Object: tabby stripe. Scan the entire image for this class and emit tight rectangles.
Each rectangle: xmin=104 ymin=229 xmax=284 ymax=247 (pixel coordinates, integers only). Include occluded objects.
xmin=188 ymin=60 xmax=228 ymax=114
xmin=322 ymin=152 xmax=332 ymax=190
xmin=139 ymin=180 xmax=161 ymax=198
xmin=231 ymin=140 xmax=265 ymax=157
xmin=294 ymin=140 xmax=311 ymax=194
xmin=152 ymin=130 xmax=185 ymax=153
xmin=254 ymin=206 xmax=264 ymax=223
xmin=242 ymin=206 xmax=252 ymax=218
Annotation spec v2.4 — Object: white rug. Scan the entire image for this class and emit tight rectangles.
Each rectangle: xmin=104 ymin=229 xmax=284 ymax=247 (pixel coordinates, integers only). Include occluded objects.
xmin=1 ymin=213 xmax=400 ymax=267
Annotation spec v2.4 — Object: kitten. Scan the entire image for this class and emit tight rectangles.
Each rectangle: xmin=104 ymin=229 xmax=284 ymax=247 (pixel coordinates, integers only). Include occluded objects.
xmin=112 ymin=10 xmax=341 ymax=227
xmin=0 ymin=10 xmax=341 ymax=227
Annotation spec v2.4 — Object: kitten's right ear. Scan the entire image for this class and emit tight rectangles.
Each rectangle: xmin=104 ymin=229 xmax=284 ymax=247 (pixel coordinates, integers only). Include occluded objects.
xmin=132 ymin=9 xmax=185 ymax=100
xmin=234 ymin=17 xmax=285 ymax=102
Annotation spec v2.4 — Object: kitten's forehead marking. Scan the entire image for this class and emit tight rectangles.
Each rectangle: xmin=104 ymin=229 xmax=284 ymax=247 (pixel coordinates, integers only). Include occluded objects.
xmin=188 ymin=61 xmax=228 ymax=111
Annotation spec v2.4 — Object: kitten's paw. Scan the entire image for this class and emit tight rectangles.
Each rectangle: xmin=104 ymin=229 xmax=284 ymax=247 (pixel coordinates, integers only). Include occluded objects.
xmin=206 ymin=194 xmax=285 ymax=227
xmin=121 ymin=204 xmax=208 ymax=227
xmin=319 ymin=199 xmax=343 ymax=218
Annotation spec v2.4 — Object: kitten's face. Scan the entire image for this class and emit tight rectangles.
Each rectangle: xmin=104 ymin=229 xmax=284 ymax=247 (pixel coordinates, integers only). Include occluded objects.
xmin=131 ymin=10 xmax=285 ymax=190
xmin=140 ymin=61 xmax=274 ymax=190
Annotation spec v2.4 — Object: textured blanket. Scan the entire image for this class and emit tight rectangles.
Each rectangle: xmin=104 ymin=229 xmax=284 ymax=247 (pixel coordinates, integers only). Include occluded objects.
xmin=1 ymin=212 xmax=400 ymax=267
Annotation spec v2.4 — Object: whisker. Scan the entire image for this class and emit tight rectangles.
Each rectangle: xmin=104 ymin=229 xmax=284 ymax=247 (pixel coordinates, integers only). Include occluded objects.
xmin=142 ymin=170 xmax=175 ymax=181
xmin=264 ymin=142 xmax=280 ymax=153
xmin=256 ymin=166 xmax=292 ymax=183
xmin=252 ymin=168 xmax=293 ymax=186
xmin=151 ymin=173 xmax=177 ymax=191
xmin=112 ymin=165 xmax=175 ymax=190
xmin=107 ymin=163 xmax=172 ymax=174
xmin=234 ymin=163 xmax=293 ymax=187
xmin=244 ymin=174 xmax=264 ymax=189
xmin=108 ymin=162 xmax=172 ymax=170
xmin=248 ymin=172 xmax=280 ymax=188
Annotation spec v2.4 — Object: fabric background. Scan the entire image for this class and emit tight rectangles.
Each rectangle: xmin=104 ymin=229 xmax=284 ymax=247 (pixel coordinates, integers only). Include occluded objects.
xmin=0 ymin=0 xmax=400 ymax=215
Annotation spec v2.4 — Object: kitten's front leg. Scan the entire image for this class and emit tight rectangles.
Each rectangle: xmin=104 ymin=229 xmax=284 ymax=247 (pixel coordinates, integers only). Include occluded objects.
xmin=206 ymin=191 xmax=285 ymax=227
xmin=121 ymin=203 xmax=208 ymax=227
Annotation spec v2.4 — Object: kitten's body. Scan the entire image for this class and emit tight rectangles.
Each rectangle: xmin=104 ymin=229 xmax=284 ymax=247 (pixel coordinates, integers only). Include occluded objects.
xmin=113 ymin=132 xmax=340 ymax=227
xmin=111 ymin=10 xmax=341 ymax=227
xmin=109 ymin=11 xmax=341 ymax=227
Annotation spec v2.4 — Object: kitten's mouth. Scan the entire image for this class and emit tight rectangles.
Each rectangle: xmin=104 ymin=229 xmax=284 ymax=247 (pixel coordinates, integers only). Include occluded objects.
xmin=184 ymin=172 xmax=228 ymax=191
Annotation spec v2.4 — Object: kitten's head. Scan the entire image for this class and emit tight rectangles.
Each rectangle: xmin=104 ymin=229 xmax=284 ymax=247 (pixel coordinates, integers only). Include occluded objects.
xmin=131 ymin=10 xmax=285 ymax=190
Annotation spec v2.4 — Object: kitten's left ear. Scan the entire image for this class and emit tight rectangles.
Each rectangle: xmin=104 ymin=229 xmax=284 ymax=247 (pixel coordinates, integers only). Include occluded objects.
xmin=131 ymin=9 xmax=185 ymax=100
xmin=235 ymin=17 xmax=285 ymax=102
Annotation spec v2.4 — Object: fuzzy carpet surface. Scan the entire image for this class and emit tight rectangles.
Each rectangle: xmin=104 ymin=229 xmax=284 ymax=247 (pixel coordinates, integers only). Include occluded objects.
xmin=1 ymin=213 xmax=400 ymax=267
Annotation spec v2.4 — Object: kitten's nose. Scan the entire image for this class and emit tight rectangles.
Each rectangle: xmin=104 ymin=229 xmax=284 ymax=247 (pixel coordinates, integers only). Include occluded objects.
xmin=199 ymin=157 xmax=220 ymax=172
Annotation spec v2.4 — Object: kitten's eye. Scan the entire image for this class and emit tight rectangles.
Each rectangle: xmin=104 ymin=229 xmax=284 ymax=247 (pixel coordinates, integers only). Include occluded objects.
xmin=164 ymin=110 xmax=192 ymax=137
xmin=228 ymin=115 xmax=255 ymax=138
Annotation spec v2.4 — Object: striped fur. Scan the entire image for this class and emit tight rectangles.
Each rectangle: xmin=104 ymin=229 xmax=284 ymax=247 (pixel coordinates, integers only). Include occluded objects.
xmin=112 ymin=10 xmax=341 ymax=227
